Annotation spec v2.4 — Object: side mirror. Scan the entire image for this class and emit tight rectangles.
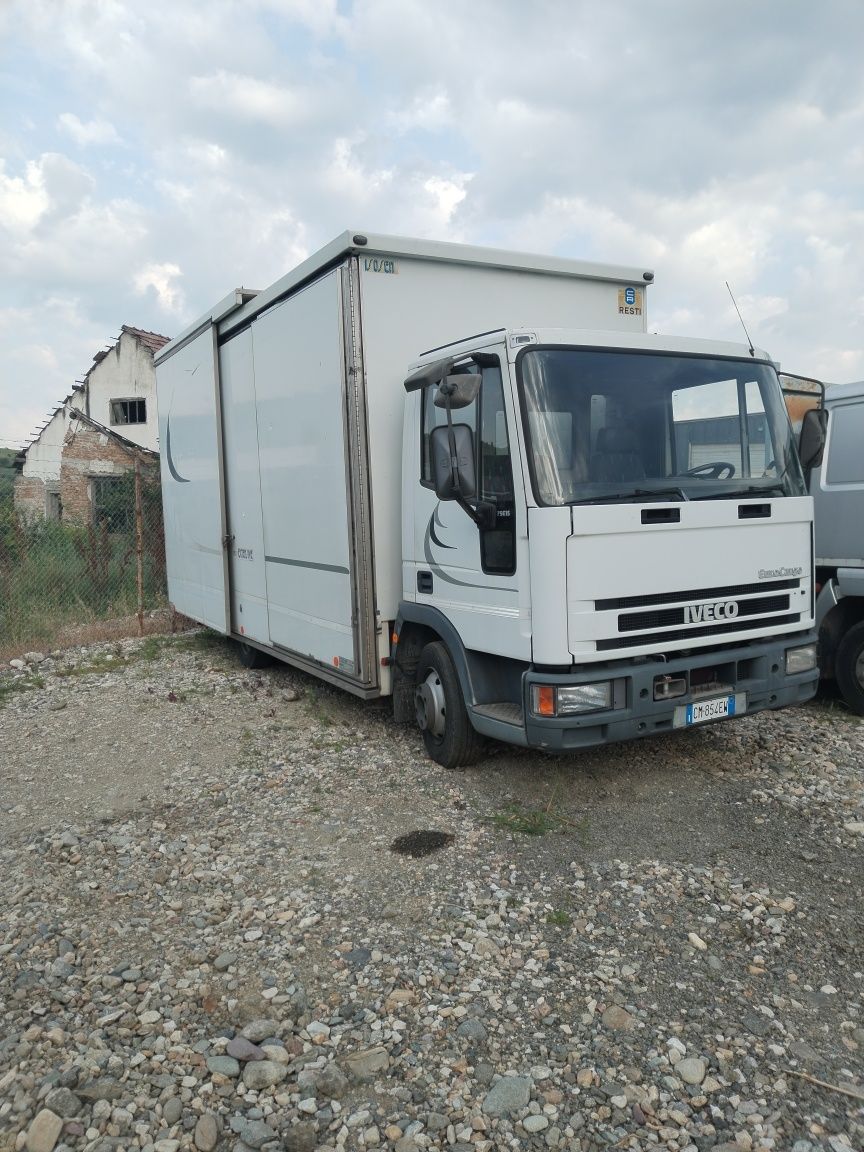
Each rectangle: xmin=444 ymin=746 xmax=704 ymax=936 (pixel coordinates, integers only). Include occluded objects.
xmin=798 ymin=408 xmax=827 ymax=471
xmin=430 ymin=424 xmax=477 ymax=501
xmin=434 ymin=374 xmax=481 ymax=410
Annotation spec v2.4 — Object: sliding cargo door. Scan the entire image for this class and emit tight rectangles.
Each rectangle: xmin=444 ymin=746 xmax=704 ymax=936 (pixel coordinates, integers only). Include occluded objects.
xmin=156 ymin=325 xmax=229 ymax=632
xmin=252 ymin=270 xmax=362 ymax=678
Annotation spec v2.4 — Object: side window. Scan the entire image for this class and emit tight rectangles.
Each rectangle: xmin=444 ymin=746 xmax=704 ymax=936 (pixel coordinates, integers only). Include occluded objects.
xmin=826 ymin=403 xmax=864 ymax=484
xmin=479 ymin=365 xmax=516 ymax=575
xmin=419 ymin=362 xmax=516 ymax=576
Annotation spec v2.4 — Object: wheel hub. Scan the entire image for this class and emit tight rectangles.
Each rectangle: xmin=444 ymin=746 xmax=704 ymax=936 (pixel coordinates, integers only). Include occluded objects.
xmin=415 ymin=670 xmax=446 ymax=738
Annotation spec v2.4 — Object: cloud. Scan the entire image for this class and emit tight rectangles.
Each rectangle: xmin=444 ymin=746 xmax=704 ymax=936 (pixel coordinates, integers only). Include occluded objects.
xmin=57 ymin=113 xmax=122 ymax=147
xmin=3 ymin=0 xmax=864 ymax=445
xmin=134 ymin=263 xmax=185 ymax=313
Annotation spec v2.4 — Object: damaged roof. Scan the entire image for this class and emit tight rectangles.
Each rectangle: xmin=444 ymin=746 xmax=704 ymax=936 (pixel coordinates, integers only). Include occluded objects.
xmin=120 ymin=325 xmax=171 ymax=356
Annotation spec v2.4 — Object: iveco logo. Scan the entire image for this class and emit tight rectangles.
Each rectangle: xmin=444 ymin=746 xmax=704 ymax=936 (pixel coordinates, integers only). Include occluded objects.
xmin=684 ymin=601 xmax=740 ymax=623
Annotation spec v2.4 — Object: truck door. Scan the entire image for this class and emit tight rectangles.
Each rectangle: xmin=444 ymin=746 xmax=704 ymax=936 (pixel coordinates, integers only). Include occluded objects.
xmin=413 ymin=353 xmax=528 ymax=660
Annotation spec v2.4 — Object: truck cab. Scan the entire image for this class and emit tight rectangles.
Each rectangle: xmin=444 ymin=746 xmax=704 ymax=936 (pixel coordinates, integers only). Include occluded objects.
xmin=808 ymin=380 xmax=864 ymax=713
xmin=395 ymin=327 xmax=819 ymax=766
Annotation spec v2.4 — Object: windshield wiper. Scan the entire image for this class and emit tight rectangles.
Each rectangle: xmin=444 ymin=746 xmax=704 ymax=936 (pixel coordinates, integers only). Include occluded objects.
xmin=573 ymin=487 xmax=690 ymax=505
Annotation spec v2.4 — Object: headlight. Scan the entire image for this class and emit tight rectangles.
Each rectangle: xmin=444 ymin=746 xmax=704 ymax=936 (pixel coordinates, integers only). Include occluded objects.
xmin=785 ymin=643 xmax=818 ymax=675
xmin=558 ymin=682 xmax=613 ymax=713
xmin=531 ymin=681 xmax=614 ymax=717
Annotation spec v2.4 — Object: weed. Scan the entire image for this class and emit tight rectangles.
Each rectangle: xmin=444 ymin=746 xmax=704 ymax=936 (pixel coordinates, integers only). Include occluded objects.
xmin=0 ymin=675 xmax=44 ymax=707
xmin=546 ymin=908 xmax=572 ymax=927
xmin=489 ymin=804 xmax=561 ymax=836
xmin=139 ymin=635 xmax=169 ymax=661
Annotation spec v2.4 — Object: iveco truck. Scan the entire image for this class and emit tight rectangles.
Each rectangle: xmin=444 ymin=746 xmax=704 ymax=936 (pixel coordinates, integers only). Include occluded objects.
xmin=155 ymin=232 xmax=820 ymax=768
xmin=781 ymin=375 xmax=864 ymax=714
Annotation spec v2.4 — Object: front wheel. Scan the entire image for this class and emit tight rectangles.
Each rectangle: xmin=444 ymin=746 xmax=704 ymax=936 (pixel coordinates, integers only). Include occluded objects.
xmin=835 ymin=621 xmax=864 ymax=716
xmin=414 ymin=641 xmax=485 ymax=769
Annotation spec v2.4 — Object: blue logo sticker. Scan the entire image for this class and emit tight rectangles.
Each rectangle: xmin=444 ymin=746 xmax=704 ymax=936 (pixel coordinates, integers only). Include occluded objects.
xmin=625 ymin=287 xmax=636 ymax=306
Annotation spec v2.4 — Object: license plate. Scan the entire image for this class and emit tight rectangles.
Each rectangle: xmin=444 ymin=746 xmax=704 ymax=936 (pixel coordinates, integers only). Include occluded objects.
xmin=687 ymin=695 xmax=735 ymax=725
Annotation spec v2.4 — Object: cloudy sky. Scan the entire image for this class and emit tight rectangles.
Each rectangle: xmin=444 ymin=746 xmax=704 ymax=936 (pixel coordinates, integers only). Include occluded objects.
xmin=2 ymin=0 xmax=863 ymax=449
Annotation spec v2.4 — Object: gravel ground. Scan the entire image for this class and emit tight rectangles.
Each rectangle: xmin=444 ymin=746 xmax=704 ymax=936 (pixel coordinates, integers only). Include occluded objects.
xmin=1 ymin=632 xmax=862 ymax=1152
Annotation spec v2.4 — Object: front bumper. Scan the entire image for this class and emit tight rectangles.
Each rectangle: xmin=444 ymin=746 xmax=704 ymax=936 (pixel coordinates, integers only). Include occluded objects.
xmin=522 ymin=632 xmax=818 ymax=751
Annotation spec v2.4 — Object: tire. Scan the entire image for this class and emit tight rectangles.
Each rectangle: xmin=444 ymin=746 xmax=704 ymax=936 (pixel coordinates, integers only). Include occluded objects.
xmin=414 ymin=641 xmax=485 ymax=769
xmin=835 ymin=620 xmax=864 ymax=716
xmin=236 ymin=639 xmax=274 ymax=670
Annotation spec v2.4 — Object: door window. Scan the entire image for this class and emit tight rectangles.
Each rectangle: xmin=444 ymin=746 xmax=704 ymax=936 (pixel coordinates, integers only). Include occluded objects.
xmin=420 ymin=361 xmax=516 ymax=575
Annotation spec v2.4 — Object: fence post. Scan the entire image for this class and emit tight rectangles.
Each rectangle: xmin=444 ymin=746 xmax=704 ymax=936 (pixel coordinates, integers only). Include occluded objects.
xmin=135 ymin=456 xmax=144 ymax=636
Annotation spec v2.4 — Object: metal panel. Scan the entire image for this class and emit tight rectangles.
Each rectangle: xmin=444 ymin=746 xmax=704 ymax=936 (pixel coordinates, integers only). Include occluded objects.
xmin=220 ymin=329 xmax=271 ymax=644
xmin=156 ymin=324 xmax=229 ymax=632
xmin=341 ymin=259 xmax=378 ymax=686
xmin=813 ymin=396 xmax=864 ymax=566
xmin=251 ymin=270 xmax=359 ymax=676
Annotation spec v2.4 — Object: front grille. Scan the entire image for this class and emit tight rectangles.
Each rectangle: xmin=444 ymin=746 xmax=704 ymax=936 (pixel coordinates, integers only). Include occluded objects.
xmin=618 ymin=593 xmax=790 ymax=633
xmin=597 ymin=612 xmax=801 ymax=651
xmin=596 ymin=577 xmax=799 ymax=612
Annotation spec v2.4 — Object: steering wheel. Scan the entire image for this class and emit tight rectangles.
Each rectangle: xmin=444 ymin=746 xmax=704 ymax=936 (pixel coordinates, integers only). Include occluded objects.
xmin=684 ymin=461 xmax=735 ymax=480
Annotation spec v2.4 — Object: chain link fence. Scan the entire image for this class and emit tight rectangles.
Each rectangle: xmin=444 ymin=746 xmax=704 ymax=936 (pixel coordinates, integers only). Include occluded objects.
xmin=0 ymin=461 xmax=173 ymax=660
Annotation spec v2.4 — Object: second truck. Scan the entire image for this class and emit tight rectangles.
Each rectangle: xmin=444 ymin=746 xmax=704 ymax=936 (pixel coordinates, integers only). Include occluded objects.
xmin=156 ymin=232 xmax=821 ymax=767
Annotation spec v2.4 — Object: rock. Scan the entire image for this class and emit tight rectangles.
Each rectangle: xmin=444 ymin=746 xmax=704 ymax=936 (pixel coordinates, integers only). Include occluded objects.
xmin=314 ymin=1063 xmax=350 ymax=1099
xmin=345 ymin=947 xmax=371 ymax=967
xmin=482 ymin=1075 xmax=532 ymax=1117
xmin=194 ymin=1113 xmax=220 ymax=1151
xmin=207 ymin=1055 xmax=241 ymax=1077
xmin=43 ymin=1087 xmax=81 ymax=1117
xmin=232 ymin=1119 xmax=275 ymax=1148
xmin=241 ymin=1059 xmax=288 ymax=1090
xmin=26 ymin=1110 xmax=63 ymax=1152
xmin=687 ymin=931 xmax=708 ymax=950
xmin=523 ymin=1114 xmax=549 ymax=1133
xmin=676 ymin=1057 xmax=707 ymax=1085
xmin=342 ymin=1045 xmax=390 ymax=1082
xmin=240 ymin=1018 xmax=280 ymax=1043
xmin=844 ymin=822 xmax=864 ymax=835
xmin=456 ymin=1018 xmax=488 ymax=1042
xmin=77 ymin=1079 xmax=122 ymax=1101
xmin=214 ymin=951 xmax=238 ymax=971
xmin=24 ymin=652 xmax=46 ymax=664
xmin=601 ymin=1005 xmax=635 ymax=1031
xmin=162 ymin=1096 xmax=183 ymax=1125
xmin=226 ymin=1035 xmax=265 ymax=1061
xmin=283 ymin=1124 xmax=317 ymax=1152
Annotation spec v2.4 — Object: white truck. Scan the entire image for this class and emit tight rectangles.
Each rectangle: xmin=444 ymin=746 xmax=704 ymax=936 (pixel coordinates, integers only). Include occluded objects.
xmin=782 ymin=376 xmax=864 ymax=714
xmin=155 ymin=231 xmax=820 ymax=768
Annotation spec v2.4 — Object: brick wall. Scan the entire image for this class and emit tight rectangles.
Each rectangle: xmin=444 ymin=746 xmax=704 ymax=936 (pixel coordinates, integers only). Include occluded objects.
xmin=60 ymin=426 xmax=150 ymax=524
xmin=13 ymin=475 xmax=48 ymax=522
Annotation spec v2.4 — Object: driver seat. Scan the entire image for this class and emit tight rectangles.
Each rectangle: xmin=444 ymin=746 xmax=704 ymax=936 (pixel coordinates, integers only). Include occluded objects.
xmin=590 ymin=426 xmax=645 ymax=483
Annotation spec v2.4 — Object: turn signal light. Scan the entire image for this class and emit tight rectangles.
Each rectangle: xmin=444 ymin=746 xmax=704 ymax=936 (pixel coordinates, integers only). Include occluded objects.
xmin=533 ymin=685 xmax=556 ymax=717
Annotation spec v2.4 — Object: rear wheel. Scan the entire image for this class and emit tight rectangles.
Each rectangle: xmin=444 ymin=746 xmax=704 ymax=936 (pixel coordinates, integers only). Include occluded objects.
xmin=835 ymin=621 xmax=864 ymax=716
xmin=236 ymin=639 xmax=274 ymax=669
xmin=414 ymin=641 xmax=485 ymax=769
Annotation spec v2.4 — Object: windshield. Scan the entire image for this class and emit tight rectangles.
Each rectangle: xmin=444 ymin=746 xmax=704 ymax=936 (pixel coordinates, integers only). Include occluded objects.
xmin=518 ymin=348 xmax=806 ymax=505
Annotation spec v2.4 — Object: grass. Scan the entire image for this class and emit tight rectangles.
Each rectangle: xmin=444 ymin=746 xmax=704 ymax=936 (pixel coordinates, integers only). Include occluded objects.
xmin=0 ymin=674 xmax=45 ymax=708
xmin=0 ymin=510 xmax=167 ymax=656
xmin=545 ymin=908 xmax=573 ymax=927
xmin=489 ymin=804 xmax=562 ymax=836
